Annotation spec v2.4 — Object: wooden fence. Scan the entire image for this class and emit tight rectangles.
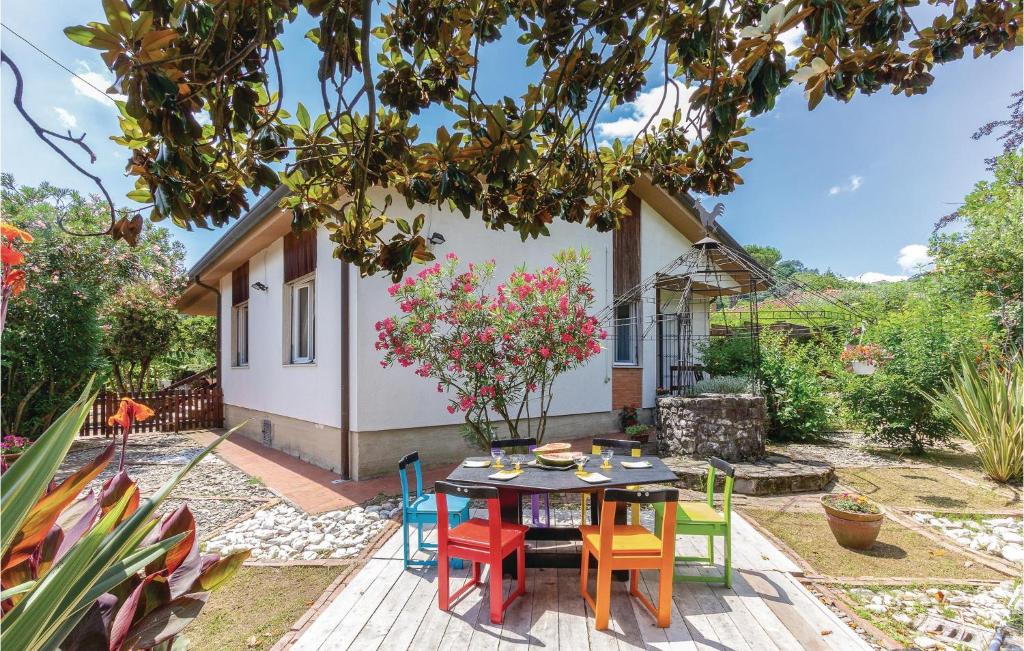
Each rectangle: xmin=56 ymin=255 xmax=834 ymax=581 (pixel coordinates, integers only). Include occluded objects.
xmin=79 ymin=387 xmax=224 ymax=437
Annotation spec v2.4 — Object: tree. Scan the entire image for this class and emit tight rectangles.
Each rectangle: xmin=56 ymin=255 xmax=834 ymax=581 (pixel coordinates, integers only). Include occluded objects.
xmin=930 ymin=150 xmax=1023 ymax=344
xmin=0 ymin=176 xmax=186 ymax=437
xmin=376 ymin=249 xmax=605 ymax=446
xmin=744 ymin=244 xmax=782 ymax=271
xmin=102 ymin=284 xmax=179 ymax=394
xmin=55 ymin=0 xmax=1019 ymax=279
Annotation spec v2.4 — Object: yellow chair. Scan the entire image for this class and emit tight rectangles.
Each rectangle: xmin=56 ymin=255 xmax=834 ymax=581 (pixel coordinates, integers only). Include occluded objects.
xmin=653 ymin=457 xmax=734 ymax=587
xmin=579 ymin=487 xmax=678 ymax=630
xmin=580 ymin=438 xmax=642 ymax=525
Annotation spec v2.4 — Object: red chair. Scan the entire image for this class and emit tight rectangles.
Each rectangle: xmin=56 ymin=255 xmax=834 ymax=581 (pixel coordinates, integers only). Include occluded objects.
xmin=436 ymin=481 xmax=528 ymax=624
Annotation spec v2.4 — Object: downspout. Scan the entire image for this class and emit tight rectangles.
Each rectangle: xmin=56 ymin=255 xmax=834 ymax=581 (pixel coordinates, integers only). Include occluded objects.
xmin=194 ymin=274 xmax=222 ymax=389
xmin=339 ymin=262 xmax=351 ymax=480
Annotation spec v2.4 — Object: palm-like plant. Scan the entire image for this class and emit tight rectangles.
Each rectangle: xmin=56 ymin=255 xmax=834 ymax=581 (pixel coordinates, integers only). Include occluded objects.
xmin=0 ymin=381 xmax=245 ymax=650
xmin=926 ymin=352 xmax=1023 ymax=483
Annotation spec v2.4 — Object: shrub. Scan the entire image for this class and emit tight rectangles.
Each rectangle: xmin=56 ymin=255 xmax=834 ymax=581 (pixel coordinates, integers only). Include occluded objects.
xmin=925 ymin=352 xmax=1023 ymax=483
xmin=689 ymin=375 xmax=752 ymax=395
xmin=758 ymin=331 xmax=832 ymax=441
xmin=698 ymin=335 xmax=756 ymax=377
xmin=842 ymin=289 xmax=995 ymax=453
xmin=822 ymin=492 xmax=881 ymax=515
xmin=619 ymin=405 xmax=639 ymax=429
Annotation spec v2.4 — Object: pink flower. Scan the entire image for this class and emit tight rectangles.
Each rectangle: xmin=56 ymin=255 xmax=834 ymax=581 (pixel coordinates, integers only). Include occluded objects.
xmin=388 ymin=284 xmax=400 ymax=296
xmin=447 ymin=405 xmax=457 ymax=414
xmin=538 ymin=347 xmax=550 ymax=359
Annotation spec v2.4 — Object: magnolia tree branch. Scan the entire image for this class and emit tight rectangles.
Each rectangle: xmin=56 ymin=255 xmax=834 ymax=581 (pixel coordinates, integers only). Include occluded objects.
xmin=1 ymin=51 xmax=115 ymax=238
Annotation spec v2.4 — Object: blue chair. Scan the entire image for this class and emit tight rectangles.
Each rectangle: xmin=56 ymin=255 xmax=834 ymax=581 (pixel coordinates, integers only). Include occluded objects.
xmin=399 ymin=451 xmax=470 ymax=568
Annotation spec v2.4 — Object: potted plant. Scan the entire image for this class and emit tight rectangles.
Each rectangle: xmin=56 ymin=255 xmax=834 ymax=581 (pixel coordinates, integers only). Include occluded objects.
xmin=619 ymin=405 xmax=639 ymax=430
xmin=1 ymin=434 xmax=32 ymax=465
xmin=625 ymin=424 xmax=651 ymax=444
xmin=841 ymin=343 xmax=891 ymax=376
xmin=821 ymin=492 xmax=885 ymax=549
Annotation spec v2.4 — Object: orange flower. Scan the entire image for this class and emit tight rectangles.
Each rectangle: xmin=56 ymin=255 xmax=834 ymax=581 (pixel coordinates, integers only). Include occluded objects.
xmin=107 ymin=397 xmax=155 ymax=431
xmin=1 ymin=245 xmax=24 ymax=267
xmin=5 ymin=269 xmax=25 ymax=296
xmin=1 ymin=224 xmax=33 ymax=243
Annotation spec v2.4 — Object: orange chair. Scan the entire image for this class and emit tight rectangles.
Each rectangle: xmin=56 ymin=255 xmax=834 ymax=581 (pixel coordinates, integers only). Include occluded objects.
xmin=579 ymin=487 xmax=678 ymax=630
xmin=436 ymin=481 xmax=528 ymax=624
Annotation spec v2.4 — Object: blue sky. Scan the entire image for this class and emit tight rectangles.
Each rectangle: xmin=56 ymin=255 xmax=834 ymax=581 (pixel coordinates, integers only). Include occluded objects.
xmin=2 ymin=3 xmax=1021 ymax=280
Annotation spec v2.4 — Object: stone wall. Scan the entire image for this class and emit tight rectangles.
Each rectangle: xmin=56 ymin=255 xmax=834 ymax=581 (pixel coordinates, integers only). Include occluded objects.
xmin=657 ymin=394 xmax=766 ymax=462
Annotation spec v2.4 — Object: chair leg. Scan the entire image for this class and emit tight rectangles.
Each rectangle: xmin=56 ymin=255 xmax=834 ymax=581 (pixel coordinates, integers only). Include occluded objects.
xmin=448 ymin=514 xmax=465 ymax=569
xmin=472 ymin=561 xmax=482 ymax=585
xmin=595 ymin=565 xmax=613 ymax=631
xmin=580 ymin=494 xmax=588 ymax=526
xmin=515 ymin=545 xmax=526 ymax=597
xmin=707 ymin=535 xmax=714 ymax=565
xmin=489 ymin=555 xmax=504 ymax=624
xmin=629 ymin=569 xmax=640 ymax=597
xmin=438 ymin=548 xmax=450 ymax=611
xmin=544 ymin=493 xmax=551 ymax=526
xmin=724 ymin=527 xmax=732 ymax=588
xmin=579 ymin=547 xmax=590 ymax=597
xmin=657 ymin=560 xmax=673 ymax=627
xmin=402 ymin=519 xmax=411 ymax=568
xmin=531 ymin=494 xmax=540 ymax=526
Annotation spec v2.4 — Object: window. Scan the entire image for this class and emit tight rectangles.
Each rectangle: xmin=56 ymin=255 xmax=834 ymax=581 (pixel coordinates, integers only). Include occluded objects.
xmin=232 ymin=302 xmax=249 ymax=366
xmin=289 ymin=277 xmax=315 ymax=363
xmin=614 ymin=301 xmax=640 ymax=365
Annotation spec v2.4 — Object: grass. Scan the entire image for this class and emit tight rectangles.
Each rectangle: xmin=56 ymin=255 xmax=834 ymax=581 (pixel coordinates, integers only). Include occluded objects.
xmin=742 ymin=508 xmax=1006 ymax=580
xmin=835 ymin=467 xmax=1019 ymax=511
xmin=185 ymin=564 xmax=349 ymax=650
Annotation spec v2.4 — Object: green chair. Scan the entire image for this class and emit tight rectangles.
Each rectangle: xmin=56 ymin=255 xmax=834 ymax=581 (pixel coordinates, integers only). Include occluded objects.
xmin=652 ymin=457 xmax=734 ymax=587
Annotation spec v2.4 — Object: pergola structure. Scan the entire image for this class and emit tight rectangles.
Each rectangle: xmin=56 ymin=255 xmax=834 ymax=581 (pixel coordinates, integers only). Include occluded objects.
xmin=598 ymin=234 xmax=866 ymax=395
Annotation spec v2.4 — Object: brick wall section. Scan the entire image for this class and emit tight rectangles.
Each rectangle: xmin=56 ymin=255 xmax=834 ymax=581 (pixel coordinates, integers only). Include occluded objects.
xmin=611 ymin=367 xmax=643 ymax=410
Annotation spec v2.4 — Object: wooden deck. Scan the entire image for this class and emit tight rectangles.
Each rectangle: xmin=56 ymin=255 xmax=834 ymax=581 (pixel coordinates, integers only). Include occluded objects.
xmin=292 ymin=511 xmax=870 ymax=650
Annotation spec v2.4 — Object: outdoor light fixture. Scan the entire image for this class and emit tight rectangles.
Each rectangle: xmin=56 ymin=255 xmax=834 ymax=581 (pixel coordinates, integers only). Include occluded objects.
xmin=251 ymin=281 xmax=269 ymax=292
xmin=427 ymin=232 xmax=446 ymax=245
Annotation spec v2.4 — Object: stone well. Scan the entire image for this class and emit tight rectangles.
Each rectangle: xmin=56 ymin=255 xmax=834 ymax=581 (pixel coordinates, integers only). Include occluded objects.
xmin=657 ymin=394 xmax=766 ymax=462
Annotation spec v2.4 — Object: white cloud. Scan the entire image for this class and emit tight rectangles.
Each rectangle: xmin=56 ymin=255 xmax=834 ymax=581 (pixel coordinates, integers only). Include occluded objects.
xmin=897 ymin=244 xmax=933 ymax=273
xmin=596 ymin=83 xmax=695 ymax=141
xmin=53 ymin=107 xmax=78 ymax=129
xmin=851 ymin=272 xmax=908 ymax=284
xmin=827 ymin=175 xmax=864 ymax=196
xmin=780 ymin=25 xmax=805 ymax=59
xmin=71 ymin=61 xmax=125 ymax=105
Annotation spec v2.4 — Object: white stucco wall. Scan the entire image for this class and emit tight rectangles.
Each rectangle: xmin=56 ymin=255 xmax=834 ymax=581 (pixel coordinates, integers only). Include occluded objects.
xmin=351 ymin=202 xmax=615 ymax=433
xmin=219 ymin=229 xmax=342 ymax=429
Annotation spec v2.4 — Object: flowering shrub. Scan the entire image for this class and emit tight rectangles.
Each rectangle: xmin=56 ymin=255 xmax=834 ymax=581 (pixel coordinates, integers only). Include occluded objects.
xmin=840 ymin=343 xmax=892 ymax=365
xmin=376 ymin=249 xmax=605 ymax=447
xmin=1 ymin=434 xmax=31 ymax=455
xmin=822 ymin=492 xmax=881 ymax=515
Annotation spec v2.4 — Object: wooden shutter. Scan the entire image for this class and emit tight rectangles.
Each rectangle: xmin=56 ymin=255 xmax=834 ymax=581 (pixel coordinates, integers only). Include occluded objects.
xmin=231 ymin=261 xmax=249 ymax=306
xmin=284 ymin=228 xmax=317 ymax=283
xmin=613 ymin=192 xmax=642 ymax=296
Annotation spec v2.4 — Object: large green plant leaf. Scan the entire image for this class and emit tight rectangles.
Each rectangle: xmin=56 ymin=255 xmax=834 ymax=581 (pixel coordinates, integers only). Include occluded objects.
xmin=1 ymin=380 xmax=96 ymax=558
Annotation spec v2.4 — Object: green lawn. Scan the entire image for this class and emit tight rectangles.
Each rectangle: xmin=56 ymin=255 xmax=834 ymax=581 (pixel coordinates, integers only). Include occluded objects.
xmin=742 ymin=508 xmax=1007 ymax=581
xmin=185 ymin=565 xmax=349 ymax=650
xmin=836 ymin=467 xmax=1019 ymax=511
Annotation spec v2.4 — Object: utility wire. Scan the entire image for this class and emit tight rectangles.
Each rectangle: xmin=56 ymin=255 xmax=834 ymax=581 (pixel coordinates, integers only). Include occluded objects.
xmin=1 ymin=22 xmax=118 ymax=105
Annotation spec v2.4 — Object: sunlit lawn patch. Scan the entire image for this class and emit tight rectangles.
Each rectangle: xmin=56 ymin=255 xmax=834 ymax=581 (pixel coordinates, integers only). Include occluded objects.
xmin=836 ymin=467 xmax=1018 ymax=511
xmin=187 ymin=564 xmax=349 ymax=650
xmin=742 ymin=508 xmax=1006 ymax=580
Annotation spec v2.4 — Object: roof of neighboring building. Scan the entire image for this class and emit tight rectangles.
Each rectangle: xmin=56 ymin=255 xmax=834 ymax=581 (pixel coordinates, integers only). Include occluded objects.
xmin=176 ymin=180 xmax=765 ymax=315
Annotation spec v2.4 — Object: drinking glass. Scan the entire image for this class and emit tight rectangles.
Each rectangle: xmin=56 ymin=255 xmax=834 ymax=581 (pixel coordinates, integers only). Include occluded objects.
xmin=600 ymin=447 xmax=614 ymax=469
xmin=498 ymin=451 xmax=509 ymax=470
xmin=574 ymin=455 xmax=589 ymax=475
xmin=513 ymin=455 xmax=524 ymax=472
xmin=491 ymin=448 xmax=503 ymax=468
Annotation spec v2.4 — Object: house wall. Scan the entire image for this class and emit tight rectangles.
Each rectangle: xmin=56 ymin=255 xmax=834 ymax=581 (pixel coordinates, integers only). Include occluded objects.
xmin=215 ymin=192 xmax=713 ymax=479
xmin=218 ymin=230 xmax=344 ymax=473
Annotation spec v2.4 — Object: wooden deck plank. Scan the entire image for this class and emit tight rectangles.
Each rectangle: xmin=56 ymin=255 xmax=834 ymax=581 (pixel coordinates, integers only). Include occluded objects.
xmin=349 ymin=559 xmax=427 ymax=648
xmin=711 ymin=570 xmax=804 ymax=651
xmin=468 ymin=572 xmax=515 ymax=651
xmin=527 ymin=567 xmax=560 ymax=649
xmin=317 ymin=554 xmax=407 ymax=650
xmin=378 ymin=567 xmax=440 ymax=650
xmin=694 ymin=567 xmax=780 ymax=651
xmin=556 ymin=567 xmax=591 ymax=651
xmin=409 ymin=567 xmax=469 ymax=651
xmin=636 ymin=570 xmax=698 ymax=651
xmin=439 ymin=565 xmax=490 ymax=649
xmin=732 ymin=514 xmax=801 ymax=573
xmin=497 ymin=566 xmax=537 ymax=650
xmin=669 ymin=576 xmax=722 ymax=651
xmin=292 ymin=532 xmax=404 ymax=650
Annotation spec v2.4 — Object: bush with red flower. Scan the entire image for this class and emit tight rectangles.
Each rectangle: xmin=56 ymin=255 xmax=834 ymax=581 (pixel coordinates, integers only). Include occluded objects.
xmin=376 ymin=248 xmax=605 ymax=447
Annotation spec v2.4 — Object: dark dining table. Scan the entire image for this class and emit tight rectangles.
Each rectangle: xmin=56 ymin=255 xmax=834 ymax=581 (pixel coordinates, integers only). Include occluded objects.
xmin=444 ymin=454 xmax=678 ymax=577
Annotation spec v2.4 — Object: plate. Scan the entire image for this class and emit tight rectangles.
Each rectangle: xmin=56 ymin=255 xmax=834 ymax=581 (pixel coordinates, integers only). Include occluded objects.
xmin=463 ymin=459 xmax=491 ymax=468
xmin=621 ymin=460 xmax=652 ymax=469
xmin=577 ymin=472 xmax=611 ymax=484
xmin=527 ymin=460 xmax=574 ymax=471
xmin=488 ymin=470 xmax=522 ymax=481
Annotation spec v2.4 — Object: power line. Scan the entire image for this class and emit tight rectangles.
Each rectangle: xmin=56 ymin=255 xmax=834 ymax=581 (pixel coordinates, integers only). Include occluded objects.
xmin=1 ymin=22 xmax=118 ymax=105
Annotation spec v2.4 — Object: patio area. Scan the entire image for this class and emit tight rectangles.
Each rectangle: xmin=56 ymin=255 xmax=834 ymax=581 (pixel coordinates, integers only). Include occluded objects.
xmin=291 ymin=510 xmax=870 ymax=650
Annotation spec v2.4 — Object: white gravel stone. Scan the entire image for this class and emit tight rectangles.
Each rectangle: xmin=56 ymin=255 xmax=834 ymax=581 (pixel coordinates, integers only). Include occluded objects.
xmin=913 ymin=636 xmax=938 ymax=649
xmin=921 ymin=515 xmax=1024 ymax=564
xmin=1000 ymin=544 xmax=1024 ymax=563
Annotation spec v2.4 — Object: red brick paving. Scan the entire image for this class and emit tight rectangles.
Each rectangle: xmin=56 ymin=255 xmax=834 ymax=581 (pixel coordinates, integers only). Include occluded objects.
xmin=190 ymin=429 xmax=594 ymax=514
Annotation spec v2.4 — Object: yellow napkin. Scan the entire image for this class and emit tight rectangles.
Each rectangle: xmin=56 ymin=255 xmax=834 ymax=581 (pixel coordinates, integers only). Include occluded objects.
xmin=577 ymin=472 xmax=611 ymax=484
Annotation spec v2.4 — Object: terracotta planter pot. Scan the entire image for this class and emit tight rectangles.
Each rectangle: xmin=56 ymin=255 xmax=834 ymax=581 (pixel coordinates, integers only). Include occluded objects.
xmin=630 ymin=434 xmax=650 ymax=444
xmin=821 ymin=498 xmax=884 ymax=550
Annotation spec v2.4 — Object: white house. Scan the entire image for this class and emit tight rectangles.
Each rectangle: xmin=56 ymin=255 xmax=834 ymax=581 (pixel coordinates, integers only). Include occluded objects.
xmin=176 ymin=178 xmax=761 ymax=479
